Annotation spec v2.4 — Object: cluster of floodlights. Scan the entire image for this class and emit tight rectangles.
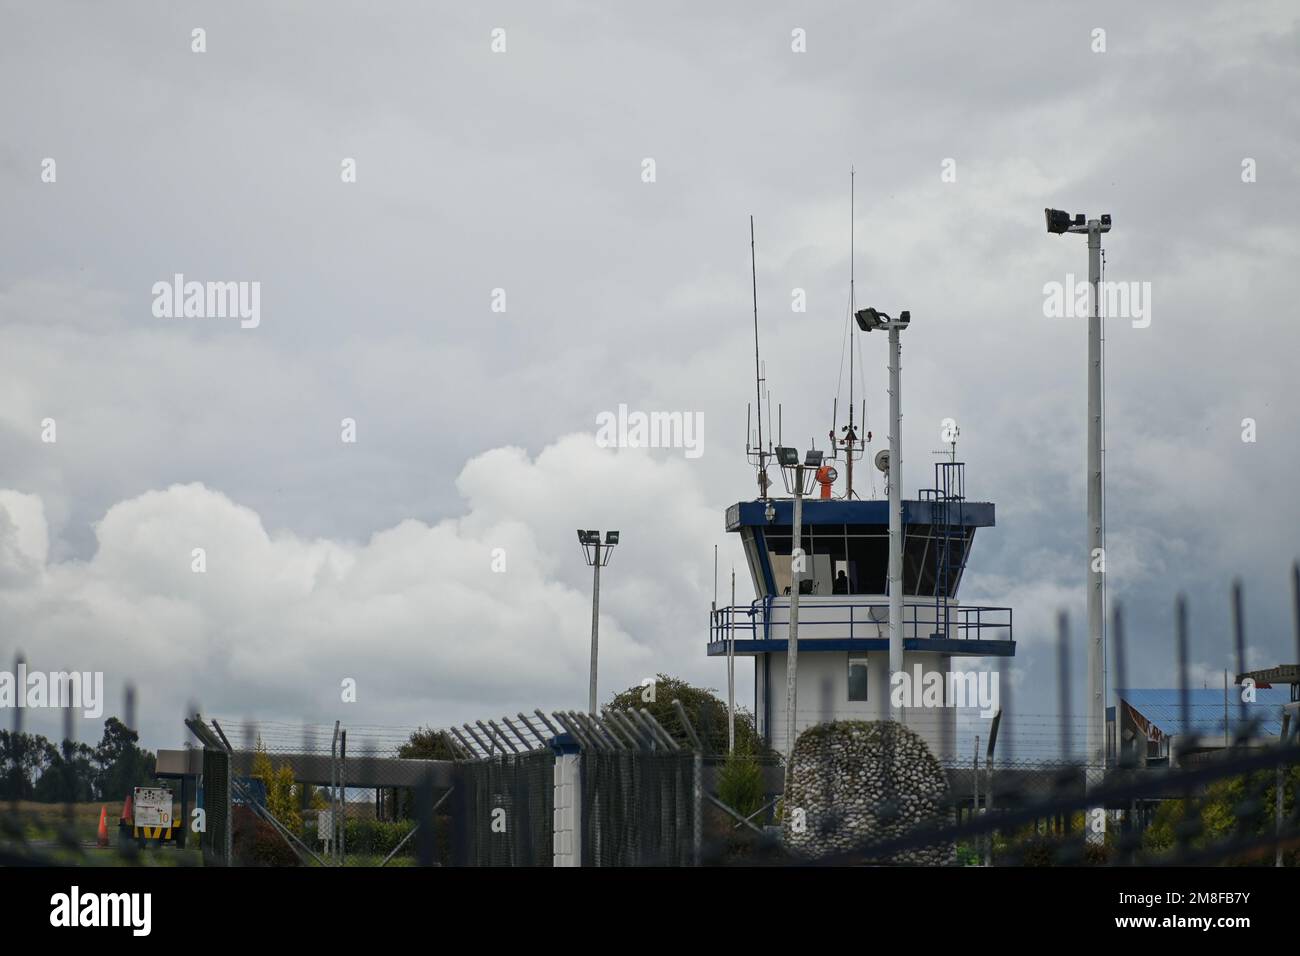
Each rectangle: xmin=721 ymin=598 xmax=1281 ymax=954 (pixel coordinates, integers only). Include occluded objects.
xmin=776 ymin=447 xmax=823 ymax=468
xmin=773 ymin=447 xmax=821 ymax=496
xmin=1044 ymin=208 xmax=1112 ymax=235
xmin=854 ymin=307 xmax=910 ymax=331
xmin=577 ymin=529 xmax=619 ymax=566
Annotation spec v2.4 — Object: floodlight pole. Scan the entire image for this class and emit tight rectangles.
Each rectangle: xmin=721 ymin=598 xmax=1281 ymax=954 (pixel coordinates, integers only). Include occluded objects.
xmin=785 ymin=464 xmax=805 ymax=789
xmin=1047 ymin=209 xmax=1109 ymax=842
xmin=1085 ymin=220 xmax=1105 ymax=839
xmin=589 ymin=539 xmax=601 ymax=714
xmin=888 ymin=324 xmax=904 ymax=716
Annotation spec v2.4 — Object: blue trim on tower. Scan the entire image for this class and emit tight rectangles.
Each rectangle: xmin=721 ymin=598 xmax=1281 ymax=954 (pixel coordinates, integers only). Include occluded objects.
xmin=757 ymin=539 xmax=776 ymax=595
xmin=726 ymin=498 xmax=995 ymax=531
xmin=706 ymin=638 xmax=1016 ymax=657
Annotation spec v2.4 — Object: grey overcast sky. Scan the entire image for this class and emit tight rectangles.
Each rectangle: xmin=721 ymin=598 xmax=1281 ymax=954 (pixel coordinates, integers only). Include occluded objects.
xmin=1 ymin=1 xmax=1297 ymax=752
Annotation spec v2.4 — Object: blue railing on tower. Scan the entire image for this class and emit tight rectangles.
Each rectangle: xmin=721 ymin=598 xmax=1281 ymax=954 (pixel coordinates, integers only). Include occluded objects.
xmin=707 ymin=597 xmax=1013 ymax=647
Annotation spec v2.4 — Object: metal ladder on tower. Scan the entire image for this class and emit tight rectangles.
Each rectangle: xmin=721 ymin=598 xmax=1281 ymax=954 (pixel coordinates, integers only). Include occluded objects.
xmin=928 ymin=461 xmax=966 ymax=640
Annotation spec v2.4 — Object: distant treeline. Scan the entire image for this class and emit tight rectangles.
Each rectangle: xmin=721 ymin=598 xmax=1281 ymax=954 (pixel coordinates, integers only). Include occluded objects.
xmin=0 ymin=717 xmax=156 ymax=803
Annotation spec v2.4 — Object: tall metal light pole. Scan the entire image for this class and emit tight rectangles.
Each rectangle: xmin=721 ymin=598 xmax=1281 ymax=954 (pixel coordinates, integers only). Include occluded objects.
xmin=856 ymin=308 xmax=911 ymax=715
xmin=1046 ymin=207 xmax=1111 ymax=843
xmin=577 ymin=529 xmax=619 ymax=713
xmin=776 ymin=447 xmax=819 ymax=786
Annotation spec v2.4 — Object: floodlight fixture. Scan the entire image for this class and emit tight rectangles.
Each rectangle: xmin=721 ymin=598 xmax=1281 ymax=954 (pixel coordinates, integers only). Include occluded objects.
xmin=1045 ymin=207 xmax=1072 ymax=235
xmin=856 ymin=307 xmax=910 ymax=333
xmin=605 ymin=531 xmax=619 ymax=546
xmin=776 ymin=446 xmax=799 ymax=466
xmin=1046 ymin=207 xmax=1112 ymax=236
xmin=854 ymin=307 xmax=881 ymax=331
xmin=804 ymin=450 xmax=824 ymax=468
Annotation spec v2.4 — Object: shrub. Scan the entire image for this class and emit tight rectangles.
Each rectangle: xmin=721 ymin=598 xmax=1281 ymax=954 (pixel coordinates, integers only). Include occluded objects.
xmin=232 ymin=806 xmax=299 ymax=867
xmin=344 ymin=818 xmax=417 ymax=856
xmin=717 ymin=747 xmax=765 ymax=821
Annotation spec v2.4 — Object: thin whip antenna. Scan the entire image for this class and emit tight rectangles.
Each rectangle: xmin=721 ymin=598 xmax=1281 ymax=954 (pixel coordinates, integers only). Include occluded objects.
xmin=750 ymin=216 xmax=767 ymax=498
xmin=850 ymin=165 xmax=855 ymax=403
xmin=847 ymin=166 xmax=856 ymax=499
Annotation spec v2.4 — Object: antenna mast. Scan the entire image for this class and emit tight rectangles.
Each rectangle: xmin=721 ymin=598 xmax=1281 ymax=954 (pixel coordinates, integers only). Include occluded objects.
xmin=832 ymin=168 xmax=869 ymax=498
xmin=747 ymin=216 xmax=771 ymax=498
xmin=848 ymin=167 xmax=856 ymax=498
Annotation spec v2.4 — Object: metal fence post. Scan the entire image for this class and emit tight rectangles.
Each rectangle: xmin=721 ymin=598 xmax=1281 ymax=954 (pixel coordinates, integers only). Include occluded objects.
xmin=339 ymin=729 xmax=347 ymax=864
xmin=670 ymin=700 xmax=703 ymax=866
xmin=1280 ymin=713 xmax=1292 ymax=868
xmin=973 ymin=735 xmax=980 ymax=865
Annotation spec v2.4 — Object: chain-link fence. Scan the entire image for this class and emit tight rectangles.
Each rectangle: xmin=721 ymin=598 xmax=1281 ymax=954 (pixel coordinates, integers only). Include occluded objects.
xmin=4 ymin=569 xmax=1298 ymax=868
xmin=579 ymin=742 xmax=697 ymax=866
xmin=449 ymin=750 xmax=554 ymax=866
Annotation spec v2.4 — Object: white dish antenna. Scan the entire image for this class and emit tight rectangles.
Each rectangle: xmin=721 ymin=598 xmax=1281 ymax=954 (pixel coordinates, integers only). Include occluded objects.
xmin=874 ymin=449 xmax=890 ymax=474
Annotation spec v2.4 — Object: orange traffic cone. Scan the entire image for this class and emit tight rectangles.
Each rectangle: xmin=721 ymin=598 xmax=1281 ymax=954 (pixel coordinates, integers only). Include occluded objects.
xmin=97 ymin=806 xmax=109 ymax=847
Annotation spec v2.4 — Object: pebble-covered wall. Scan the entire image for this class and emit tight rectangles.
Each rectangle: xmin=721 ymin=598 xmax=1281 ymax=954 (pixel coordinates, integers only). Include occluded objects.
xmin=783 ymin=719 xmax=955 ymax=864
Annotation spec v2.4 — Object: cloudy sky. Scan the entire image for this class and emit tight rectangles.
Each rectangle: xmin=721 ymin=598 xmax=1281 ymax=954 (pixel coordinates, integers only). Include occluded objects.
xmin=1 ymin=1 xmax=1297 ymax=754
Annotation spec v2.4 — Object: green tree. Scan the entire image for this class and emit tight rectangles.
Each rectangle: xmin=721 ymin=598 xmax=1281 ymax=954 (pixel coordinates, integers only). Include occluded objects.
xmin=33 ymin=739 xmax=96 ymax=802
xmin=0 ymin=730 xmax=55 ymax=800
xmin=92 ymin=717 xmax=156 ymax=800
xmin=606 ymin=673 xmax=767 ymax=756
xmin=250 ymin=740 xmax=275 ymax=788
xmin=392 ymin=727 xmax=461 ymax=819
xmin=250 ymin=739 xmax=304 ymax=832
xmin=398 ymin=726 xmax=459 ymax=760
xmin=268 ymin=763 xmax=302 ymax=833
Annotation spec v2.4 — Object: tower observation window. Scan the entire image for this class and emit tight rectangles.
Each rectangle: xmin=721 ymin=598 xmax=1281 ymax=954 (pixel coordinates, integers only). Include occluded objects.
xmin=758 ymin=521 xmax=972 ymax=598
xmin=763 ymin=525 xmax=891 ymax=596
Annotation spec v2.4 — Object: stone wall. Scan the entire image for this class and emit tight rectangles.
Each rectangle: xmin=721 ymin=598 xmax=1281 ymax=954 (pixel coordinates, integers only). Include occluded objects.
xmin=783 ymin=719 xmax=954 ymax=864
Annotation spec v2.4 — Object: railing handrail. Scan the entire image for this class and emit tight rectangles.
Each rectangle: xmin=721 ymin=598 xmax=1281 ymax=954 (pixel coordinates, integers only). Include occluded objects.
xmin=708 ymin=599 xmax=1012 ymax=645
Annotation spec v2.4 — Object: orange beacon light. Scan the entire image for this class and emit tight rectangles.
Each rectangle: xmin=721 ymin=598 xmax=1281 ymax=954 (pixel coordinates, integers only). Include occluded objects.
xmin=815 ymin=464 xmax=838 ymax=499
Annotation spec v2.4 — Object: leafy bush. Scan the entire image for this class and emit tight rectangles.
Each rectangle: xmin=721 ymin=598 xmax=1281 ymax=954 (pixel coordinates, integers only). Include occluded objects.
xmin=717 ymin=747 xmax=765 ymax=820
xmin=232 ymin=806 xmax=299 ymax=867
xmin=344 ymin=819 xmax=417 ymax=856
xmin=955 ymin=843 xmax=980 ymax=866
xmin=1144 ymin=765 xmax=1299 ymax=864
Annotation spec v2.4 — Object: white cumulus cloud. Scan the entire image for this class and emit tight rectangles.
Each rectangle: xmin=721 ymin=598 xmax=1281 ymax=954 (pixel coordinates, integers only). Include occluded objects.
xmin=0 ymin=434 xmax=731 ymax=749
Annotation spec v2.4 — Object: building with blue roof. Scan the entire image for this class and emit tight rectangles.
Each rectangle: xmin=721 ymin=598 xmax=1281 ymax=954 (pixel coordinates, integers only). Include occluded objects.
xmin=1117 ymin=686 xmax=1294 ymax=766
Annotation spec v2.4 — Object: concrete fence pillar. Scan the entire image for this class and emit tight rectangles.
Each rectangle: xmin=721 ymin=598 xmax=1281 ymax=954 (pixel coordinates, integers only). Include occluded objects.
xmin=551 ymin=737 xmax=582 ymax=867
